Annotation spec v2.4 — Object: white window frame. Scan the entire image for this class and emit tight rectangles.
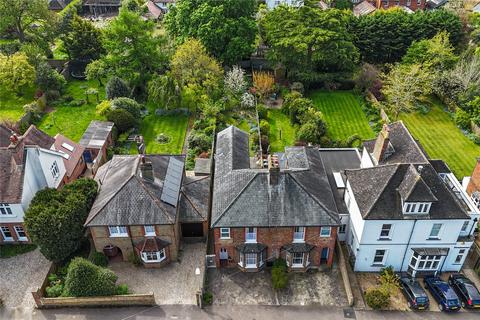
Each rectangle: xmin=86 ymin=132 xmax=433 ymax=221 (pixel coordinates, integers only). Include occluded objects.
xmin=141 ymin=248 xmax=166 ymax=263
xmin=220 ymin=228 xmax=230 ymax=239
xmin=379 ymin=224 xmax=392 ymax=240
xmin=454 ymin=249 xmax=466 ymax=264
xmin=245 ymin=253 xmax=257 ymax=268
xmin=14 ymin=226 xmax=28 ymax=241
xmin=461 ymin=221 xmax=469 ymax=232
xmin=403 ymin=202 xmax=431 ymax=214
xmin=0 ymin=226 xmax=13 ymax=241
xmin=144 ymin=225 xmax=156 ymax=237
xmin=238 ymin=252 xmax=244 ymax=267
xmin=320 ymin=226 xmax=331 ymax=237
xmin=428 ymin=223 xmax=442 ymax=239
xmin=108 ymin=225 xmax=128 ymax=237
xmin=292 ymin=252 xmax=304 ymax=267
xmin=413 ymin=254 xmax=442 ymax=271
xmin=50 ymin=161 xmax=60 ymax=178
xmin=372 ymin=249 xmax=387 ymax=266
xmin=293 ymin=226 xmax=305 ymax=242
xmin=245 ymin=227 xmax=257 ymax=243
xmin=0 ymin=203 xmax=13 ymax=216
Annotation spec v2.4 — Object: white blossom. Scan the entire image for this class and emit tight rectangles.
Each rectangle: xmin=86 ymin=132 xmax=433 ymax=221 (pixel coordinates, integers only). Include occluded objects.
xmin=225 ymin=65 xmax=246 ymax=95
xmin=241 ymin=92 xmax=255 ymax=109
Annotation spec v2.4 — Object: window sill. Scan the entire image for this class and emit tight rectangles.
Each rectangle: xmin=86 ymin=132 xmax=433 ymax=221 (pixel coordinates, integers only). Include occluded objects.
xmin=245 ymin=265 xmax=257 ymax=269
xmin=245 ymin=240 xmax=257 ymax=243
xmin=144 ymin=234 xmax=156 ymax=237
xmin=320 ymin=235 xmax=331 ymax=238
xmin=219 ymin=237 xmax=231 ymax=240
xmin=292 ymin=264 xmax=304 ymax=268
xmin=426 ymin=237 xmax=440 ymax=240
xmin=371 ymin=264 xmax=385 ymax=267
xmin=293 ymin=239 xmax=305 ymax=243
xmin=109 ymin=234 xmax=129 ymax=238
xmin=378 ymin=238 xmax=392 ymax=241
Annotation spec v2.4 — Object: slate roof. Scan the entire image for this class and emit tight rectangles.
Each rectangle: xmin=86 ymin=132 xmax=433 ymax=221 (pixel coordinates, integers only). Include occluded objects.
xmin=211 ymin=126 xmax=340 ymax=228
xmin=283 ymin=242 xmax=314 ymax=253
xmin=22 ymin=125 xmax=55 ymax=149
xmin=179 ymin=176 xmax=210 ymax=223
xmin=194 ymin=158 xmax=211 ymax=175
xmin=0 ymin=125 xmax=13 ymax=148
xmin=79 ymin=121 xmax=114 ymax=150
xmin=364 ymin=121 xmax=429 ymax=165
xmin=318 ymin=149 xmax=362 ymax=213
xmin=85 ymin=155 xmax=185 ymax=227
xmin=236 ymin=243 xmax=267 ymax=254
xmin=134 ymin=237 xmax=170 ymax=252
xmin=345 ymin=163 xmax=470 ymax=220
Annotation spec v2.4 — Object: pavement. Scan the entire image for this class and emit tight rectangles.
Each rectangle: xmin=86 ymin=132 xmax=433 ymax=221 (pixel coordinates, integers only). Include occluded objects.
xmin=207 ymin=263 xmax=346 ymax=306
xmin=0 ymin=248 xmax=51 ymax=313
xmin=10 ymin=305 xmax=480 ymax=320
xmin=110 ymin=242 xmax=206 ymax=305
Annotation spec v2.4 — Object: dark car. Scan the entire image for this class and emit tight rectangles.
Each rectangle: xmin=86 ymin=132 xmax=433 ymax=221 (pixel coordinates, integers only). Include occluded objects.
xmin=399 ymin=276 xmax=429 ymax=310
xmin=424 ymin=276 xmax=461 ymax=312
xmin=448 ymin=273 xmax=480 ymax=309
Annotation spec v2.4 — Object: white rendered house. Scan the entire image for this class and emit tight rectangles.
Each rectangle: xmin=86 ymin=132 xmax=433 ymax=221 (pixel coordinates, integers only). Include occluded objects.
xmin=0 ymin=125 xmax=66 ymax=243
xmin=344 ymin=122 xmax=479 ymax=276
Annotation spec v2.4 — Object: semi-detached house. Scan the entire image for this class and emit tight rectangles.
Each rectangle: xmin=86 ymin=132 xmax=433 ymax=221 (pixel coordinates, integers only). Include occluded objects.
xmin=211 ymin=126 xmax=342 ymax=272
xmin=344 ymin=122 xmax=479 ymax=277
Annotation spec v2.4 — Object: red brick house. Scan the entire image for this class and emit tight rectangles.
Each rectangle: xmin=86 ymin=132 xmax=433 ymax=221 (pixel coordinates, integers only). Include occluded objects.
xmin=211 ymin=126 xmax=340 ymax=272
xmin=465 ymin=158 xmax=480 ymax=209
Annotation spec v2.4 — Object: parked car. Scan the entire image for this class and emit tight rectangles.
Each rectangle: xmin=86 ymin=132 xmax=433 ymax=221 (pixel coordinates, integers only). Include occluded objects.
xmin=448 ymin=273 xmax=480 ymax=309
xmin=399 ymin=276 xmax=429 ymax=310
xmin=424 ymin=277 xmax=461 ymax=312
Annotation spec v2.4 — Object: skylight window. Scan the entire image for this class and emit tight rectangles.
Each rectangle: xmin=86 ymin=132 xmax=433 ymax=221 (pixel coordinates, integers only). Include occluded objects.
xmin=333 ymin=172 xmax=345 ymax=189
xmin=61 ymin=142 xmax=74 ymax=152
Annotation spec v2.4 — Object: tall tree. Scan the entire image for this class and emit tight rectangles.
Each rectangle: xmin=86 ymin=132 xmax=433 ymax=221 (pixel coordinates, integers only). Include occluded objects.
xmin=101 ymin=8 xmax=168 ymax=90
xmin=0 ymin=0 xmax=57 ymax=44
xmin=0 ymin=52 xmax=35 ymax=94
xmin=165 ymin=0 xmax=257 ymax=65
xmin=260 ymin=3 xmax=359 ymax=84
xmin=62 ymin=15 xmax=104 ymax=61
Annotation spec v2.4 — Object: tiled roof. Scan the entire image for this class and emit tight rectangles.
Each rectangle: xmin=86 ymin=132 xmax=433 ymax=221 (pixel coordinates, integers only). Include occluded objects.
xmin=179 ymin=176 xmax=210 ymax=223
xmin=79 ymin=121 xmax=114 ymax=150
xmin=354 ymin=1 xmax=376 ymax=17
xmin=211 ymin=126 xmax=340 ymax=228
xmin=85 ymin=155 xmax=185 ymax=227
xmin=345 ymin=163 xmax=469 ymax=220
xmin=53 ymin=134 xmax=85 ymax=178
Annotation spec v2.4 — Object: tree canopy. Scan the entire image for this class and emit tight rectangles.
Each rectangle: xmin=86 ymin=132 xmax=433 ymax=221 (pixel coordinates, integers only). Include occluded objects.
xmin=62 ymin=15 xmax=104 ymax=61
xmin=350 ymin=9 xmax=463 ymax=64
xmin=0 ymin=52 xmax=35 ymax=93
xmin=260 ymin=4 xmax=359 ymax=84
xmin=24 ymin=179 xmax=98 ymax=262
xmin=165 ymin=0 xmax=257 ymax=65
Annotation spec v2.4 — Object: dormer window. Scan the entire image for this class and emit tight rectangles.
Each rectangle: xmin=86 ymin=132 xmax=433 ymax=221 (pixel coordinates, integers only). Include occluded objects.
xmin=403 ymin=202 xmax=431 ymax=214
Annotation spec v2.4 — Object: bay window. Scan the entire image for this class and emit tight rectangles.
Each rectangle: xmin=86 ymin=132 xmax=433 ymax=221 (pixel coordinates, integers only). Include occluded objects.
xmin=141 ymin=248 xmax=166 ymax=263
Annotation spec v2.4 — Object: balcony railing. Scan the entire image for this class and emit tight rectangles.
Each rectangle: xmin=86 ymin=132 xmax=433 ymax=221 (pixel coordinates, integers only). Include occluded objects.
xmin=245 ymin=233 xmax=256 ymax=242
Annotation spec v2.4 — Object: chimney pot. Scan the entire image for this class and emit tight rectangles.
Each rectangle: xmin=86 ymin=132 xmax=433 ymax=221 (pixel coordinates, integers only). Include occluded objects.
xmin=9 ymin=134 xmax=18 ymax=144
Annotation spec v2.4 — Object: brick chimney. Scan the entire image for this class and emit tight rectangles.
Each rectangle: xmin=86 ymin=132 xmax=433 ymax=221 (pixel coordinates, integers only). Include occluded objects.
xmin=372 ymin=124 xmax=390 ymax=163
xmin=268 ymin=154 xmax=280 ymax=185
xmin=467 ymin=158 xmax=480 ymax=196
xmin=9 ymin=134 xmax=19 ymax=146
xmin=140 ymin=155 xmax=154 ymax=182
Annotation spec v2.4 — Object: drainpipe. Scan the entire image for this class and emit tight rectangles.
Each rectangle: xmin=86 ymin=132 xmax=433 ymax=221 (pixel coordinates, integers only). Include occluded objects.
xmin=401 ymin=219 xmax=417 ymax=276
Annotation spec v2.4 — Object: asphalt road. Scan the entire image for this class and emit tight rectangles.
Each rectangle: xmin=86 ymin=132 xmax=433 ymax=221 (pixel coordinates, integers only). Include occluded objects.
xmin=3 ymin=305 xmax=479 ymax=320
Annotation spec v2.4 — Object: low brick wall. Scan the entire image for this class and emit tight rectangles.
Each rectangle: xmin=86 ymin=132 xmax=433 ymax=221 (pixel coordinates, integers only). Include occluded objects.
xmin=336 ymin=240 xmax=354 ymax=307
xmin=34 ymin=293 xmax=155 ymax=309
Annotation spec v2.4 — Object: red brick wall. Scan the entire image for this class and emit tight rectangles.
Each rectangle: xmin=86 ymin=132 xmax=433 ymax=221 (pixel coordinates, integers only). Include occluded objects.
xmin=467 ymin=160 xmax=480 ymax=196
xmin=213 ymin=226 xmax=337 ymax=269
xmin=0 ymin=223 xmax=31 ymax=243
xmin=372 ymin=0 xmax=425 ymax=10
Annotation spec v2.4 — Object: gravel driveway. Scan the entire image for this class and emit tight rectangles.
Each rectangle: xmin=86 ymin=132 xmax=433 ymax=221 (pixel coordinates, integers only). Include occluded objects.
xmin=0 ymin=249 xmax=51 ymax=312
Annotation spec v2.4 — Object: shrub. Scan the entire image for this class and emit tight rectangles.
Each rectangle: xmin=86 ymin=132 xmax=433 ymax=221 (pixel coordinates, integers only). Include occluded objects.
xmin=188 ymin=131 xmax=212 ymax=152
xmin=106 ymin=76 xmax=130 ymax=100
xmin=128 ymin=252 xmax=142 ymax=267
xmin=96 ymin=100 xmax=112 ymax=116
xmin=271 ymin=258 xmax=288 ymax=290
xmin=289 ymin=82 xmax=304 ymax=94
xmin=111 ymin=97 xmax=142 ymax=119
xmin=379 ymin=266 xmax=400 ymax=291
xmin=107 ymin=109 xmax=137 ymax=133
xmin=62 ymin=178 xmax=99 ymax=208
xmin=63 ymin=257 xmax=118 ymax=297
xmin=115 ymin=284 xmax=129 ymax=295
xmin=203 ymin=291 xmax=213 ymax=305
xmin=455 ymin=109 xmax=471 ymax=130
xmin=365 ymin=287 xmax=390 ymax=310
xmin=259 ymin=119 xmax=270 ymax=136
xmin=35 ymin=62 xmax=66 ymax=93
xmin=88 ymin=251 xmax=108 ymax=267
xmin=257 ymin=104 xmax=268 ymax=120
xmin=46 ymin=282 xmax=64 ymax=297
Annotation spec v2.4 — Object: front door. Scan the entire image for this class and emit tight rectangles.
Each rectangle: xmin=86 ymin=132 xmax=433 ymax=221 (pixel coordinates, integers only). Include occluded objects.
xmin=321 ymin=247 xmax=329 ymax=264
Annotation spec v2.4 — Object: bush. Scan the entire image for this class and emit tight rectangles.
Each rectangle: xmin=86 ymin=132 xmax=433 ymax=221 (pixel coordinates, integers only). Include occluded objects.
xmin=365 ymin=287 xmax=390 ymax=310
xmin=88 ymin=251 xmax=108 ymax=267
xmin=128 ymin=252 xmax=142 ymax=267
xmin=188 ymin=131 xmax=212 ymax=152
xmin=111 ymin=97 xmax=142 ymax=119
xmin=379 ymin=266 xmax=400 ymax=291
xmin=455 ymin=109 xmax=471 ymax=130
xmin=63 ymin=178 xmax=99 ymax=208
xmin=63 ymin=257 xmax=118 ymax=297
xmin=107 ymin=109 xmax=137 ymax=133
xmin=259 ymin=119 xmax=270 ymax=136
xmin=271 ymin=258 xmax=288 ymax=290
xmin=106 ymin=76 xmax=130 ymax=100
xmin=35 ymin=62 xmax=66 ymax=93
xmin=115 ymin=284 xmax=129 ymax=295
xmin=46 ymin=282 xmax=64 ymax=298
xmin=96 ymin=100 xmax=112 ymax=116
xmin=203 ymin=291 xmax=213 ymax=305
xmin=257 ymin=104 xmax=268 ymax=120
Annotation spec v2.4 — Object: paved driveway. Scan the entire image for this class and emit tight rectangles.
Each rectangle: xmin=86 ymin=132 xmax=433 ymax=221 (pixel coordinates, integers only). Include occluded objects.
xmin=207 ymin=262 xmax=347 ymax=306
xmin=110 ymin=242 xmax=206 ymax=305
xmin=0 ymin=249 xmax=51 ymax=312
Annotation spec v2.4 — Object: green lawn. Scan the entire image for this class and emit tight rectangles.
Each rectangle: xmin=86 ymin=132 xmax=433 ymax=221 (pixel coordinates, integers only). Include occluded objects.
xmin=140 ymin=103 xmax=189 ymax=154
xmin=309 ymin=90 xmax=375 ymax=141
xmin=38 ymin=79 xmax=105 ymax=141
xmin=400 ymin=104 xmax=480 ymax=178
xmin=0 ymin=85 xmax=35 ymax=122
xmin=268 ymin=109 xmax=296 ymax=152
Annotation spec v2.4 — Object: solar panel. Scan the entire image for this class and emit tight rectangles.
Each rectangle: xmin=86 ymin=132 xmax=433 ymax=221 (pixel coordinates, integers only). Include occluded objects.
xmin=160 ymin=157 xmax=183 ymax=207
